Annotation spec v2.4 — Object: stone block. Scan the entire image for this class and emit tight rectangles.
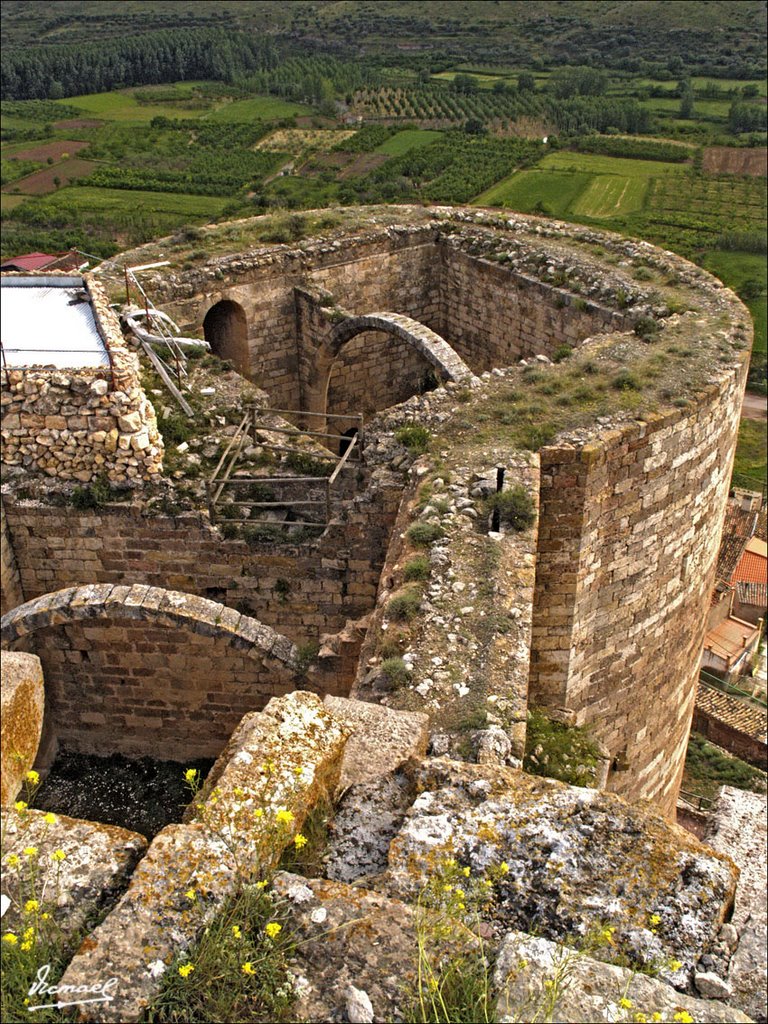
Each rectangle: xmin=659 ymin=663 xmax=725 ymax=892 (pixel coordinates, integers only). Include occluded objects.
xmin=323 ymin=695 xmax=429 ymax=793
xmin=494 ymin=932 xmax=750 ymax=1023
xmin=1 ymin=651 xmax=44 ymax=806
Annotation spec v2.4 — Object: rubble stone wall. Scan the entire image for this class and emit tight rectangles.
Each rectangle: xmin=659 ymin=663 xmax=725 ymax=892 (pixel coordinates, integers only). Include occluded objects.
xmin=530 ymin=365 xmax=748 ymax=816
xmin=0 ymin=275 xmax=163 ymax=486
xmin=1 ymin=498 xmax=24 ymax=615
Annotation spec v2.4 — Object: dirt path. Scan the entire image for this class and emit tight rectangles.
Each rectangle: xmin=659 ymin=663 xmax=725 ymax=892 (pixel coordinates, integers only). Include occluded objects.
xmin=742 ymin=392 xmax=767 ymax=421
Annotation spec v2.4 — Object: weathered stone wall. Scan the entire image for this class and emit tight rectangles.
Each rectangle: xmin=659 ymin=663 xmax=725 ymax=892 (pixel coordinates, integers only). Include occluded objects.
xmin=0 ymin=275 xmax=163 ymax=485
xmin=2 ymin=473 xmax=402 ymax=644
xmin=529 ymin=365 xmax=748 ymax=816
xmin=437 ymin=244 xmax=627 ymax=370
xmin=1 ymin=498 xmax=24 ymax=615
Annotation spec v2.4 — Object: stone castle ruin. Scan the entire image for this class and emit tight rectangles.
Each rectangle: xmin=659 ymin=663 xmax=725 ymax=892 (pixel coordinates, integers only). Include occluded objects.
xmin=1 ymin=206 xmax=763 ymax=1021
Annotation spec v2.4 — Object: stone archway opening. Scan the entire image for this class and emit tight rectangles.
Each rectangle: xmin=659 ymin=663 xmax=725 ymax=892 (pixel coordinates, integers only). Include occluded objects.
xmin=203 ymin=299 xmax=250 ymax=377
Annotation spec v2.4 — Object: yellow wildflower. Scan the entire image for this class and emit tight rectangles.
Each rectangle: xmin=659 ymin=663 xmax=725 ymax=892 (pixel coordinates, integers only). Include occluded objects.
xmin=649 ymin=913 xmax=661 ymax=926
xmin=462 ymin=866 xmax=470 ymax=877
xmin=43 ymin=812 xmax=57 ymax=825
xmin=25 ymin=771 xmax=40 ymax=786
xmin=518 ymin=958 xmax=529 ymax=970
xmin=178 ymin=963 xmax=195 ymax=978
xmin=14 ymin=800 xmax=27 ymax=812
xmin=443 ymin=884 xmax=453 ymax=893
xmin=255 ymin=880 xmax=268 ymax=890
xmin=23 ymin=847 xmax=38 ymax=858
xmin=294 ymin=833 xmax=308 ymax=850
xmin=619 ymin=998 xmax=633 ymax=1009
xmin=23 ymin=928 xmax=34 ymax=940
xmin=233 ymin=787 xmax=245 ymax=799
xmin=457 ymin=902 xmax=466 ymax=911
xmin=185 ymin=889 xmax=197 ymax=902
xmin=668 ymin=959 xmax=682 ymax=972
xmin=2 ymin=933 xmax=18 ymax=944
xmin=651 ymin=1015 xmax=662 ymax=1023
xmin=232 ymin=925 xmax=242 ymax=939
xmin=5 ymin=854 xmax=19 ymax=868
xmin=543 ymin=980 xmax=555 ymax=990
xmin=184 ymin=768 xmax=198 ymax=784
xmin=241 ymin=961 xmax=255 ymax=975
xmin=265 ymin=922 xmax=282 ymax=940
xmin=673 ymin=1014 xmax=694 ymax=1024
xmin=41 ymin=913 xmax=50 ymax=921
xmin=499 ymin=861 xmax=509 ymax=875
xmin=275 ymin=808 xmax=294 ymax=826
xmin=293 ymin=765 xmax=303 ymax=776
xmin=21 ymin=940 xmax=33 ymax=952
xmin=24 ymin=900 xmax=39 ymax=914
xmin=634 ymin=1014 xmax=648 ymax=1023
xmin=51 ymin=849 xmax=66 ymax=861
xmin=254 ymin=808 xmax=264 ymax=819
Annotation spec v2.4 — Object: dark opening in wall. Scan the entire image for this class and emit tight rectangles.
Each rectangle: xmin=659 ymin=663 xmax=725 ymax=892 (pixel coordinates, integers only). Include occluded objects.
xmin=203 ymin=299 xmax=250 ymax=377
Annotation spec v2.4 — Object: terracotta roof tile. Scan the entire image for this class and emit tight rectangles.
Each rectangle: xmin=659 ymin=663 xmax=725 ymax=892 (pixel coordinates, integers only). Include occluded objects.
xmin=696 ymin=683 xmax=768 ymax=742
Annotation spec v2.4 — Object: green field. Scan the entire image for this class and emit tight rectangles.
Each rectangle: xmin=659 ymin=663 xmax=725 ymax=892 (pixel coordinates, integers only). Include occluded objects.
xmin=33 ymin=185 xmax=230 ymax=217
xmin=374 ymin=129 xmax=443 ymax=156
xmin=701 ymin=251 xmax=767 ymax=356
xmin=474 ymin=169 xmax=593 ymax=215
xmin=0 ymin=193 xmax=29 ymax=211
xmin=641 ymin=96 xmax=730 ymax=119
xmin=539 ymin=151 xmax=688 ymax=177
xmin=53 ymin=90 xmax=204 ymax=122
xmin=732 ymin=419 xmax=768 ymax=491
xmin=571 ymin=174 xmax=649 ymax=218
xmin=205 ymin=96 xmax=311 ymax=122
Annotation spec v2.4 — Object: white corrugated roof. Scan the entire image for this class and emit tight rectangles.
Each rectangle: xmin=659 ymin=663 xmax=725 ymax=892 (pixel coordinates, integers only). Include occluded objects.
xmin=1 ymin=277 xmax=109 ymax=368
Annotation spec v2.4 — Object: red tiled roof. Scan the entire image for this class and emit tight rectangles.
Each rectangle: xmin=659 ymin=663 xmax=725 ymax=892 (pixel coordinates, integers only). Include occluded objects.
xmin=715 ymin=501 xmax=759 ymax=584
xmin=0 ymin=250 xmax=82 ymax=272
xmin=731 ymin=538 xmax=768 ymax=587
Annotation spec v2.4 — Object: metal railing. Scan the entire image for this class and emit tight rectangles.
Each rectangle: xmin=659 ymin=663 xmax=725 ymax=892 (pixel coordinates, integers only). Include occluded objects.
xmin=205 ymin=407 xmax=363 ymax=532
xmin=699 ymin=668 xmax=768 ymax=710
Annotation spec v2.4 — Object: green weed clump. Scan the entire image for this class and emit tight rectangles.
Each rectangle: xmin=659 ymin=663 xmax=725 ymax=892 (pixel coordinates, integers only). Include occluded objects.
xmin=407 ymin=522 xmax=445 ymax=547
xmin=523 ymin=709 xmax=602 ymax=787
xmin=396 ymin=425 xmax=431 ymax=453
xmin=387 ymin=588 xmax=423 ymax=622
xmin=381 ymin=656 xmax=411 ymax=687
xmin=684 ymin=732 xmax=766 ymax=800
xmin=484 ymin=485 xmax=536 ymax=531
xmin=70 ymin=473 xmax=124 ymax=510
xmin=403 ymin=555 xmax=431 ymax=581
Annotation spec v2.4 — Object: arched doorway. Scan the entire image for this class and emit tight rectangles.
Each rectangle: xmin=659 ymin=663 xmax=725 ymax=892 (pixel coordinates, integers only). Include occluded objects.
xmin=203 ymin=300 xmax=250 ymax=377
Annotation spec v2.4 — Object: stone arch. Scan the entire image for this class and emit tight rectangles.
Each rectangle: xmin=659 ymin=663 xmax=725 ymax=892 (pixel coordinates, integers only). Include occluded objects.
xmin=322 ymin=312 xmax=475 ymax=426
xmin=203 ymin=299 xmax=250 ymax=377
xmin=1 ymin=584 xmax=297 ymax=666
xmin=329 ymin=312 xmax=474 ymax=382
xmin=1 ymin=585 xmax=300 ymax=759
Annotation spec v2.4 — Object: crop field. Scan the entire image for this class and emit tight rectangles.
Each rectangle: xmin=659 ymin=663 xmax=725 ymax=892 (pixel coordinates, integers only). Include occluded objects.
xmin=6 ymin=139 xmax=90 ymax=162
xmin=13 ymin=185 xmax=230 ymax=220
xmin=256 ymin=129 xmax=355 ymax=153
xmin=538 ymin=152 xmax=688 ymax=177
xmin=206 ymin=96 xmax=311 ymax=122
xmin=374 ymin=129 xmax=443 ymax=156
xmin=474 ymin=169 xmax=593 ymax=216
xmin=0 ymin=194 xmax=29 ymax=211
xmin=3 ymin=158 xmax=99 ymax=195
xmin=703 ymin=146 xmax=768 ymax=176
xmin=571 ymin=175 xmax=649 ymax=218
xmin=641 ymin=96 xmax=730 ymax=119
xmin=52 ymin=90 xmax=205 ymax=122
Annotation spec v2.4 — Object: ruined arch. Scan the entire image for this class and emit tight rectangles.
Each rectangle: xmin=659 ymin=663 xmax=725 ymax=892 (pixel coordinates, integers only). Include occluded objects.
xmin=203 ymin=299 xmax=250 ymax=377
xmin=323 ymin=312 xmax=475 ymax=426
xmin=1 ymin=585 xmax=300 ymax=759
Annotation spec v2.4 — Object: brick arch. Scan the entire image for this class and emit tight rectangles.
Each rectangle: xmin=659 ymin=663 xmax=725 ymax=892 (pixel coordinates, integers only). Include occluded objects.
xmin=1 ymin=585 xmax=303 ymax=760
xmin=1 ymin=584 xmax=297 ymax=668
xmin=329 ymin=312 xmax=475 ymax=384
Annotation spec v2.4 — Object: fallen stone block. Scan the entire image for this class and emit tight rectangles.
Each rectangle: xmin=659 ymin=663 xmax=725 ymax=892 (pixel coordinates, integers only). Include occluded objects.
xmin=494 ymin=931 xmax=752 ymax=1023
xmin=385 ymin=758 xmax=738 ymax=978
xmin=58 ymin=692 xmax=349 ymax=1022
xmin=1 ymin=650 xmax=44 ymax=807
xmin=323 ymin=695 xmax=429 ymax=792
xmin=2 ymin=807 xmax=146 ymax=941
xmin=706 ymin=786 xmax=767 ymax=1023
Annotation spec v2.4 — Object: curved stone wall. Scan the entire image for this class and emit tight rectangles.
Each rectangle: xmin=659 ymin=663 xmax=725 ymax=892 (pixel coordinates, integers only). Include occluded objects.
xmin=6 ymin=206 xmax=751 ymax=814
